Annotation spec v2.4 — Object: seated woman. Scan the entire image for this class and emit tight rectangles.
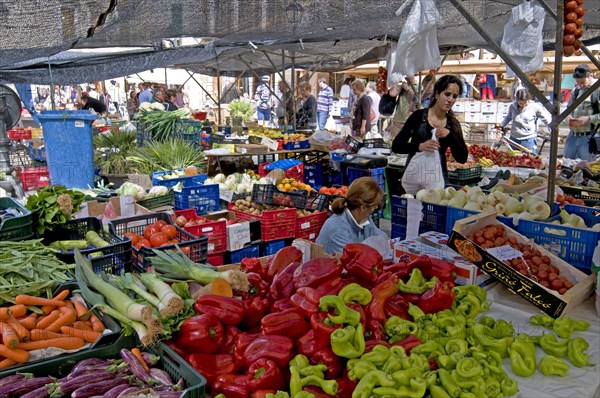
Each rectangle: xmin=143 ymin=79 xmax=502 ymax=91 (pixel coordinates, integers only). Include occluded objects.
xmin=316 ymin=177 xmax=387 ymax=254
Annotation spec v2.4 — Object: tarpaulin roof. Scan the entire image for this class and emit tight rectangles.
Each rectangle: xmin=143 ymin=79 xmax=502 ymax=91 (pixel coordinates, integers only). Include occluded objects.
xmin=0 ymin=0 xmax=598 ymax=84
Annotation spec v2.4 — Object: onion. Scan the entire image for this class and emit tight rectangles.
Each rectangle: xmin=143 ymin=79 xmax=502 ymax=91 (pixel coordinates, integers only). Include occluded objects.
xmin=574 ymin=6 xmax=585 ymax=17
xmin=575 ymin=17 xmax=584 ymax=27
xmin=175 ymin=216 xmax=187 ymax=227
xmin=565 ymin=12 xmax=578 ymax=23
xmin=563 ymin=35 xmax=576 ymax=46
xmin=564 ymin=23 xmax=577 ymax=34
xmin=576 ymin=0 xmax=584 ymax=4
xmin=563 ymin=45 xmax=575 ymax=56
xmin=574 ymin=49 xmax=583 ymax=56
xmin=573 ymin=39 xmax=582 ymax=50
xmin=574 ymin=28 xmax=583 ymax=38
xmin=565 ymin=0 xmax=578 ymax=11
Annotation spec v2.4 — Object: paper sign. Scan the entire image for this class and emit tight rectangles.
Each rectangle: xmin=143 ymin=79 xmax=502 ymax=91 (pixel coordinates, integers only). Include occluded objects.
xmin=487 ymin=245 xmax=523 ymax=261
xmin=227 ymin=221 xmax=251 ymax=251
xmin=220 ymin=190 xmax=234 ymax=202
xmin=75 ymin=121 xmax=85 ymax=127
xmin=261 ymin=137 xmax=279 ymax=151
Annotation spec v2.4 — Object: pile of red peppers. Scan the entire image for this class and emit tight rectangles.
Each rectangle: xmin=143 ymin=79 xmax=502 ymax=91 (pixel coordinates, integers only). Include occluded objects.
xmin=166 ymin=245 xmax=457 ymax=398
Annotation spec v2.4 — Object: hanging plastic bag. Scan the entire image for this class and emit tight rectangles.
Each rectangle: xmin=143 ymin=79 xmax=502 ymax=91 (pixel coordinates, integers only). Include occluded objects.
xmin=392 ymin=0 xmax=441 ymax=77
xmin=325 ymin=115 xmax=336 ymax=131
xmin=501 ymin=1 xmax=545 ymax=77
xmin=401 ymin=128 xmax=444 ymax=195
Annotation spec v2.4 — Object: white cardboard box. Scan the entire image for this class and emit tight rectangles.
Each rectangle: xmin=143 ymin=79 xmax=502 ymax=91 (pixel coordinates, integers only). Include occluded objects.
xmin=453 ymin=101 xmax=466 ymax=113
xmin=465 ymin=101 xmax=481 ymax=112
xmin=465 ymin=112 xmax=481 ymax=123
xmin=75 ymin=196 xmax=151 ymax=226
xmin=480 ymin=113 xmax=497 ymax=124
xmin=497 ymin=102 xmax=512 ymax=115
xmin=480 ymin=101 xmax=498 ymax=113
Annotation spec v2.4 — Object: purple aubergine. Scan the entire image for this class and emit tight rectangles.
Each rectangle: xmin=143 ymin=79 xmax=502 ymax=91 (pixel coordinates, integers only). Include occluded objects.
xmin=19 ymin=385 xmax=51 ymax=398
xmin=157 ymin=391 xmax=184 ymax=398
xmin=149 ymin=368 xmax=174 ymax=386
xmin=116 ymin=386 xmax=148 ymax=397
xmin=119 ymin=348 xmax=154 ymax=384
xmin=0 ymin=373 xmax=30 ymax=388
xmin=141 ymin=351 xmax=160 ymax=366
xmin=55 ymin=371 xmax=115 ymax=395
xmin=71 ymin=378 xmax=129 ymax=398
xmin=103 ymin=383 xmax=132 ymax=398
xmin=0 ymin=377 xmax=53 ymax=397
xmin=172 ymin=378 xmax=186 ymax=391
xmin=70 ymin=358 xmax=111 ymax=373
xmin=68 ymin=363 xmax=117 ymax=378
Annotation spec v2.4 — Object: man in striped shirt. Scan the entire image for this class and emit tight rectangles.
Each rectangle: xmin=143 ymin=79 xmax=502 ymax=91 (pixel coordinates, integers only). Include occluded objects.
xmin=317 ymin=77 xmax=334 ymax=130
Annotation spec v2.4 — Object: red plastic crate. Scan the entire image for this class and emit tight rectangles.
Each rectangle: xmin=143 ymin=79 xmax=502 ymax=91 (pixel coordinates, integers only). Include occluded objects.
xmin=19 ymin=166 xmax=50 ymax=191
xmin=207 ymin=253 xmax=224 ymax=266
xmin=295 ymin=211 xmax=327 ymax=241
xmin=8 ymin=128 xmax=32 ymax=140
xmin=228 ymin=203 xmax=297 ymax=242
xmin=173 ymin=209 xmax=227 ymax=254
xmin=258 ymin=162 xmax=304 ymax=181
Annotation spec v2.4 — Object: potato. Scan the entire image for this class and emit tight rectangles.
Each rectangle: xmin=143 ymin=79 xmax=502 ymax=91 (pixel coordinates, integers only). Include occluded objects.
xmin=235 ymin=199 xmax=244 ymax=206
xmin=246 ymin=196 xmax=252 ymax=202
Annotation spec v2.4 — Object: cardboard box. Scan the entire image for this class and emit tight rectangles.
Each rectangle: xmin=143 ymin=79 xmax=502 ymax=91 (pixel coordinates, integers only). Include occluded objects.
xmin=497 ymin=102 xmax=512 ymax=115
xmin=453 ymin=101 xmax=466 ymax=113
xmin=75 ymin=196 xmax=151 ymax=226
xmin=480 ymin=113 xmax=497 ymax=124
xmin=496 ymin=113 xmax=508 ymax=124
xmin=235 ymin=144 xmax=268 ymax=154
xmin=480 ymin=101 xmax=498 ymax=114
xmin=465 ymin=112 xmax=481 ymax=123
xmin=292 ymin=239 xmax=328 ymax=263
xmin=204 ymin=211 xmax=260 ymax=251
xmin=465 ymin=101 xmax=481 ymax=112
xmin=261 ymin=137 xmax=280 ymax=151
xmin=447 ymin=211 xmax=594 ymax=318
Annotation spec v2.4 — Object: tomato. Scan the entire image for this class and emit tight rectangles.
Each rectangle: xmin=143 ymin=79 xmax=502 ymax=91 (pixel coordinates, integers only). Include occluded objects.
xmin=150 ymin=232 xmax=168 ymax=248
xmin=144 ymin=225 xmax=160 ymax=240
xmin=169 ymin=239 xmax=179 ymax=245
xmin=154 ymin=220 xmax=168 ymax=229
xmin=161 ymin=225 xmax=177 ymax=240
xmin=135 ymin=239 xmax=151 ymax=249
xmin=124 ymin=233 xmax=140 ymax=246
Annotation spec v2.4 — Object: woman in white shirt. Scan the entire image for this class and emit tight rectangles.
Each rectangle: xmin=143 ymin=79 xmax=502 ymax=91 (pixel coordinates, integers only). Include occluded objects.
xmin=499 ymin=89 xmax=551 ymax=153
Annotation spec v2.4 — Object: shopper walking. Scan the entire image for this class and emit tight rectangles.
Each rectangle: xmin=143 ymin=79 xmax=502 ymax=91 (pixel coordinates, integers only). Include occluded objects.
xmin=138 ymin=82 xmax=153 ymax=106
xmin=379 ymin=75 xmax=418 ymax=138
xmin=564 ymin=64 xmax=600 ymax=161
xmin=255 ymin=75 xmax=273 ymax=126
xmin=350 ymin=80 xmax=371 ymax=139
xmin=316 ymin=78 xmax=334 ymax=130
xmin=296 ymin=82 xmax=317 ymax=129
xmin=365 ymin=82 xmax=381 ymax=135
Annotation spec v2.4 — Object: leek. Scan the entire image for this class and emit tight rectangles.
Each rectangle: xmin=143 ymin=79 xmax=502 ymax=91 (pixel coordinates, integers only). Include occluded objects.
xmin=139 ymin=270 xmax=184 ymax=317
xmin=149 ymin=248 xmax=249 ymax=292
xmin=116 ymin=273 xmax=168 ymax=316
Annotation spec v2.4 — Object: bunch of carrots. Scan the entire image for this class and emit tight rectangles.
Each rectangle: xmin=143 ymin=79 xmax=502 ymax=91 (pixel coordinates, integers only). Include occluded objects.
xmin=0 ymin=289 xmax=105 ymax=369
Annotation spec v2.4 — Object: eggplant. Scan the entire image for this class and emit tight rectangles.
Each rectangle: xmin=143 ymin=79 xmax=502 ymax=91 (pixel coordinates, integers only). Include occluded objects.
xmin=71 ymin=378 xmax=128 ymax=398
xmin=172 ymin=378 xmax=186 ymax=391
xmin=70 ymin=358 xmax=111 ymax=374
xmin=141 ymin=351 xmax=160 ymax=366
xmin=55 ymin=371 xmax=115 ymax=395
xmin=103 ymin=383 xmax=131 ymax=398
xmin=116 ymin=386 xmax=148 ymax=397
xmin=19 ymin=385 xmax=51 ymax=398
xmin=148 ymin=368 xmax=174 ymax=386
xmin=0 ymin=377 xmax=53 ymax=397
xmin=119 ymin=348 xmax=155 ymax=385
xmin=68 ymin=363 xmax=116 ymax=379
xmin=157 ymin=392 xmax=184 ymax=398
xmin=0 ymin=373 xmax=30 ymax=388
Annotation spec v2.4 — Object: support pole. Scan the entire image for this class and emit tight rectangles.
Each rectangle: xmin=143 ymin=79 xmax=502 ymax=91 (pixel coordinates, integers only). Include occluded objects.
xmin=217 ymin=72 xmax=222 ymax=126
xmin=48 ymin=62 xmax=55 ymax=110
xmin=292 ymin=51 xmax=297 ymax=131
xmin=164 ymin=68 xmax=168 ymax=86
xmin=186 ymin=71 xmax=219 ymax=106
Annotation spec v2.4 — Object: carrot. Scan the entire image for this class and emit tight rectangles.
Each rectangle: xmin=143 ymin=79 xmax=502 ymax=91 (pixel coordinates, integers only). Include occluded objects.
xmin=60 ymin=326 xmax=101 ymax=343
xmin=73 ymin=301 xmax=90 ymax=320
xmin=15 ymin=295 xmax=66 ymax=308
xmin=8 ymin=305 xmax=27 ymax=319
xmin=36 ymin=310 xmax=61 ymax=330
xmin=41 ymin=290 xmax=70 ymax=314
xmin=131 ymin=347 xmax=150 ymax=372
xmin=64 ymin=301 xmax=74 ymax=310
xmin=30 ymin=329 xmax=66 ymax=341
xmin=6 ymin=317 xmax=30 ymax=342
xmin=17 ymin=313 xmax=38 ymax=330
xmin=45 ymin=308 xmax=77 ymax=333
xmin=72 ymin=321 xmax=93 ymax=331
xmin=0 ymin=358 xmax=17 ymax=369
xmin=90 ymin=314 xmax=105 ymax=333
xmin=0 ymin=344 xmax=29 ymax=363
xmin=0 ymin=322 xmax=19 ymax=348
xmin=17 ymin=337 xmax=85 ymax=351
xmin=0 ymin=308 xmax=12 ymax=320
xmin=211 ymin=278 xmax=233 ymax=298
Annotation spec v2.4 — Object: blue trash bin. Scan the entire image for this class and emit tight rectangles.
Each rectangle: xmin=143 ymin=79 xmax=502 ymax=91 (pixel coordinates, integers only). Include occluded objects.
xmin=37 ymin=111 xmax=97 ymax=189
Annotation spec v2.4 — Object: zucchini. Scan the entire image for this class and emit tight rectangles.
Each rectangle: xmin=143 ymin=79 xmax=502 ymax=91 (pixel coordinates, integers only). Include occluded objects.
xmin=85 ymin=231 xmax=111 ymax=248
xmin=49 ymin=240 xmax=89 ymax=250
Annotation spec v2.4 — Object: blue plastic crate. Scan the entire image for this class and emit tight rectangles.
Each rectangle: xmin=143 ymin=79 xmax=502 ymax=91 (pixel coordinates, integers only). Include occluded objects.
xmin=564 ymin=204 xmax=600 ymax=227
xmin=261 ymin=239 xmax=286 ymax=256
xmin=445 ymin=207 xmax=479 ymax=235
xmin=304 ymin=162 xmax=324 ymax=189
xmin=229 ymin=244 xmax=260 ymax=263
xmin=391 ymin=224 xmax=407 ymax=240
xmin=152 ymin=170 xmax=207 ymax=188
xmin=283 ymin=140 xmax=310 ymax=150
xmin=347 ymin=167 xmax=385 ymax=193
xmin=174 ymin=184 xmax=220 ymax=215
xmin=330 ymin=170 xmax=344 ymax=186
xmin=391 ymin=196 xmax=447 ymax=236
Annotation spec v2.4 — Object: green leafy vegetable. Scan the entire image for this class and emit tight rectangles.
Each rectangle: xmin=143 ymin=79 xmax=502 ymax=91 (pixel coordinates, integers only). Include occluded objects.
xmin=25 ymin=185 xmax=85 ymax=235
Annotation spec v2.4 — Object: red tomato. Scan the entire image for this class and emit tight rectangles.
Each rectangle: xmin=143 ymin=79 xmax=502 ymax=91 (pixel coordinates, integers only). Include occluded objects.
xmin=135 ymin=239 xmax=151 ymax=249
xmin=150 ymin=232 xmax=168 ymax=248
xmin=144 ymin=225 xmax=160 ymax=240
xmin=154 ymin=220 xmax=168 ymax=229
xmin=162 ymin=225 xmax=177 ymax=240
xmin=124 ymin=233 xmax=140 ymax=246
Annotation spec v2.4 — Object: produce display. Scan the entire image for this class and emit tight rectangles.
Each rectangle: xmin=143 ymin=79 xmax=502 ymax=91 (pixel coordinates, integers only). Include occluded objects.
xmin=457 ymin=145 xmax=544 ymax=169
xmin=25 ymin=186 xmax=85 ymax=235
xmin=231 ymin=197 xmax=319 ymax=218
xmin=555 ymin=193 xmax=585 ymax=206
xmin=134 ymin=107 xmax=193 ymax=141
xmin=248 ymin=127 xmax=286 ymax=139
xmin=277 ymin=178 xmax=315 ymax=193
xmin=377 ymin=66 xmax=388 ymax=94
xmin=318 ymin=185 xmax=348 ymax=196
xmin=563 ymin=0 xmax=586 ymax=57
xmin=205 ymin=172 xmax=264 ymax=195
xmin=282 ymin=133 xmax=309 ymax=144
xmin=122 ymin=219 xmax=179 ymax=249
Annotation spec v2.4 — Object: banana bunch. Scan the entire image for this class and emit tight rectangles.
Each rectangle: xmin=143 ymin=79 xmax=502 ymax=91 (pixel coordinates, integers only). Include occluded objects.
xmin=507 ymin=150 xmax=522 ymax=156
xmin=478 ymin=157 xmax=495 ymax=167
xmin=589 ymin=160 xmax=600 ymax=173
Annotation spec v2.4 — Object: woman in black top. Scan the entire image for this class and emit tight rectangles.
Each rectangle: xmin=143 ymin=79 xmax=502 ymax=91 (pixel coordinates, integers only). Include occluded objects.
xmin=392 ymin=75 xmax=468 ymax=185
xmin=350 ymin=80 xmax=371 ymax=138
xmin=296 ymin=82 xmax=317 ymax=129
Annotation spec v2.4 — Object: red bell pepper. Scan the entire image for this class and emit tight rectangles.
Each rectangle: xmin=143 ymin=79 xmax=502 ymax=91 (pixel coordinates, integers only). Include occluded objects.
xmin=339 ymin=243 xmax=383 ymax=283
xmin=212 ymin=373 xmax=249 ymax=398
xmin=241 ymin=272 xmax=269 ymax=299
xmin=391 ymin=255 xmax=456 ymax=282
xmin=398 ymin=292 xmax=422 ymax=304
xmin=303 ymin=386 xmax=336 ymax=398
xmin=310 ymin=313 xmax=341 ymax=350
xmin=364 ymin=339 xmax=391 ymax=353
xmin=383 ymin=260 xmax=410 ymax=275
xmin=242 ymin=297 xmax=270 ymax=329
xmin=261 ymin=307 xmax=309 ymax=338
xmin=241 ymin=257 xmax=265 ymax=277
xmin=416 ymin=279 xmax=455 ymax=314
xmin=384 ymin=295 xmax=411 ymax=320
xmin=347 ymin=303 xmax=367 ymax=330
xmin=270 ymin=298 xmax=295 ymax=313
xmin=247 ymin=358 xmax=285 ymax=392
xmin=316 ymin=276 xmax=345 ymax=295
xmin=194 ymin=294 xmax=244 ymax=325
xmin=290 ymin=287 xmax=325 ymax=317
xmin=252 ymin=391 xmax=277 ymax=398
xmin=269 ymin=261 xmax=302 ymax=301
xmin=175 ymin=313 xmax=225 ymax=353
xmin=365 ymin=275 xmax=399 ymax=323
xmin=392 ymin=334 xmax=422 ymax=354
xmin=243 ymin=335 xmax=295 ymax=368
xmin=265 ymin=246 xmax=303 ymax=283
xmin=164 ymin=340 xmax=187 ymax=358
xmin=220 ymin=325 xmax=240 ymax=354
xmin=293 ymin=258 xmax=342 ymax=289
xmin=366 ymin=319 xmax=386 ymax=341
xmin=296 ymin=329 xmax=318 ymax=357
xmin=336 ymin=370 xmax=358 ymax=398
xmin=311 ymin=348 xmax=343 ymax=379
xmin=234 ymin=332 xmax=262 ymax=368
xmin=186 ymin=353 xmax=237 ymax=385
xmin=374 ymin=270 xmax=394 ymax=286
xmin=429 ymin=358 xmax=439 ymax=371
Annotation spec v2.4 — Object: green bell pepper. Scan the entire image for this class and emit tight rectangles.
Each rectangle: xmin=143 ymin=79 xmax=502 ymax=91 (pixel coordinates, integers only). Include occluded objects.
xmin=410 ymin=340 xmax=444 ymax=357
xmin=453 ymin=293 xmax=489 ymax=320
xmin=290 ymin=354 xmax=310 ymax=369
xmin=330 ymin=324 xmax=365 ymax=359
xmin=567 ymin=337 xmax=590 ymax=368
xmin=338 ymin=283 xmax=372 ymax=305
xmin=452 ymin=372 xmax=485 ymax=396
xmin=290 ymin=354 xmax=328 ymax=378
xmin=290 ymin=366 xmax=303 ymax=397
xmin=408 ymin=302 xmax=426 ymax=321
xmin=553 ymin=317 xmax=575 ymax=339
xmin=352 ymin=370 xmax=396 ymax=398
xmin=348 ymin=359 xmax=377 ymax=381
xmin=509 ymin=334 xmax=536 ymax=377
xmin=319 ymin=295 xmax=361 ymax=326
xmin=294 ymin=393 xmax=314 ymax=398
xmin=484 ymin=375 xmax=502 ymax=398
xmin=359 ymin=344 xmax=390 ymax=367
xmin=530 ymin=314 xmax=555 ymax=328
xmin=459 ymin=391 xmax=478 ymax=398
xmin=437 ymin=354 xmax=459 ymax=370
xmin=437 ymin=368 xmax=461 ymax=398
xmin=430 ymin=384 xmax=452 ymax=398
xmin=500 ymin=376 xmax=518 ymax=396
xmin=373 ymin=377 xmax=427 ymax=398
xmin=455 ymin=357 xmax=483 ymax=379
xmin=397 ymin=268 xmax=438 ymax=294
xmin=381 ymin=346 xmax=410 ymax=373
xmin=266 ymin=392 xmax=290 ymax=398
xmin=472 ymin=324 xmax=513 ymax=358
xmin=298 ymin=375 xmax=338 ymax=396
xmin=573 ymin=319 xmax=590 ymax=331
xmin=479 ymin=317 xmax=514 ymax=339
xmin=452 ymin=285 xmax=487 ymax=303
xmin=391 ymin=367 xmax=421 ymax=386
xmin=384 ymin=316 xmax=418 ymax=342
xmin=423 ymin=370 xmax=438 ymax=387
xmin=408 ymin=353 xmax=431 ymax=373
xmin=445 ymin=339 xmax=469 ymax=355
xmin=539 ymin=355 xmax=570 ymax=376
xmin=538 ymin=333 xmax=569 ymax=358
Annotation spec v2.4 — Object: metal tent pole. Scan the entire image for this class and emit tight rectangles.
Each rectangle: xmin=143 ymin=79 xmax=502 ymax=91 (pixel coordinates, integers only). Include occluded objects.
xmin=292 ymin=51 xmax=297 ymax=131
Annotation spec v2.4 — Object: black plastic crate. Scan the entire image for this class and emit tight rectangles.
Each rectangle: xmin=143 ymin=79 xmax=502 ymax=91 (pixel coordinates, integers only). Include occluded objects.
xmin=447 ymin=165 xmax=482 ymax=182
xmin=251 ymin=184 xmax=308 ymax=209
xmin=137 ymin=190 xmax=175 ymax=210
xmin=0 ymin=197 xmax=33 ymax=241
xmin=363 ymin=138 xmax=387 ymax=148
xmin=109 ymin=213 xmax=208 ymax=272
xmin=43 ymin=217 xmax=132 ymax=274
xmin=306 ymin=191 xmax=328 ymax=212
xmin=344 ymin=135 xmax=363 ymax=153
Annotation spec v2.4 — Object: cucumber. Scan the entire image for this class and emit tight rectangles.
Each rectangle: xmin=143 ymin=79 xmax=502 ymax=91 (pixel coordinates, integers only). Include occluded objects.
xmin=85 ymin=231 xmax=111 ymax=248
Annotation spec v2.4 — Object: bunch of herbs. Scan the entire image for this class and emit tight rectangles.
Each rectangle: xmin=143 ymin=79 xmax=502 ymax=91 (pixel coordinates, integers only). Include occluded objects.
xmin=128 ymin=138 xmax=207 ymax=174
xmin=25 ymin=185 xmax=85 ymax=235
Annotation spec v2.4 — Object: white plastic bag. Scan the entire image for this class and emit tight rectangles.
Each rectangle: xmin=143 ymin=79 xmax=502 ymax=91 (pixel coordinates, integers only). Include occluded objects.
xmin=325 ymin=115 xmax=336 ymax=131
xmin=401 ymin=129 xmax=444 ymax=195
xmin=392 ymin=0 xmax=441 ymax=77
xmin=501 ymin=2 xmax=545 ymax=77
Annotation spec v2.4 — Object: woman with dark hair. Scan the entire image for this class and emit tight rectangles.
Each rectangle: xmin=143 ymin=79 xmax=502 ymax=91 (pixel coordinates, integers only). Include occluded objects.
xmin=163 ymin=89 xmax=179 ymax=111
xmin=316 ymin=177 xmax=387 ymax=254
xmin=350 ymin=79 xmax=371 ymax=138
xmin=498 ymin=89 xmax=551 ymax=153
xmin=392 ymin=75 xmax=468 ymax=194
